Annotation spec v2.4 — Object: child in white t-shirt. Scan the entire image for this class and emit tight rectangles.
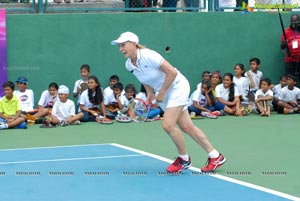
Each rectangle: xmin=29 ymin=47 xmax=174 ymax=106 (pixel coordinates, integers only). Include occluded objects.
xmin=73 ymin=64 xmax=90 ymax=112
xmin=255 ymin=78 xmax=273 ymax=116
xmin=104 ymin=82 xmax=124 ymax=119
xmin=233 ymin=63 xmax=249 ymax=103
xmin=14 ymin=76 xmax=35 ymax=112
xmin=119 ymin=84 xmax=137 ymax=115
xmin=14 ymin=76 xmax=48 ymax=122
xmin=103 ymin=75 xmax=125 ymax=100
xmin=271 ymin=74 xmax=287 ymax=112
xmin=38 ymin=82 xmax=59 ymax=110
xmin=245 ymin=58 xmax=263 ymax=102
xmin=50 ymin=85 xmax=83 ymax=126
xmin=195 ymin=71 xmax=211 ymax=91
xmin=79 ymin=75 xmax=107 ymax=122
xmin=215 ymin=73 xmax=244 ymax=116
xmin=188 ymin=80 xmax=217 ymax=116
xmin=277 ymin=75 xmax=300 ymax=114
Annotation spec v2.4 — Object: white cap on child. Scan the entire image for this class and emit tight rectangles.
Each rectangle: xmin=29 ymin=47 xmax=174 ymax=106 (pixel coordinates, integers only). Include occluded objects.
xmin=58 ymin=85 xmax=69 ymax=94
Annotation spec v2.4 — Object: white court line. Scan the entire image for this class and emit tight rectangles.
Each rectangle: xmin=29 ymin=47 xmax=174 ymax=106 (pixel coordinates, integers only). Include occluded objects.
xmin=0 ymin=154 xmax=143 ymax=165
xmin=0 ymin=143 xmax=111 ymax=152
xmin=111 ymin=143 xmax=300 ymax=201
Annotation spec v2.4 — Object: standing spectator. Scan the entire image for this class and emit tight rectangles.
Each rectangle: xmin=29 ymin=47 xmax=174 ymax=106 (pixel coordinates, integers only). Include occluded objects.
xmin=281 ymin=14 xmax=300 ymax=85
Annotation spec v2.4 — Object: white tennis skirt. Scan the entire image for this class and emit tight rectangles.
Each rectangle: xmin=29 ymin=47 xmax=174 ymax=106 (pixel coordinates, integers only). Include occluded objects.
xmin=158 ymin=72 xmax=190 ymax=111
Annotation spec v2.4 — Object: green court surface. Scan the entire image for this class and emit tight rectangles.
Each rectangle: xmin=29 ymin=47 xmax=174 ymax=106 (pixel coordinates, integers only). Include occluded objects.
xmin=0 ymin=113 xmax=299 ymax=198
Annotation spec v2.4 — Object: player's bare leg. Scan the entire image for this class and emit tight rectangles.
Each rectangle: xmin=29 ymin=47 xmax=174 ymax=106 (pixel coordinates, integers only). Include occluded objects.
xmin=177 ymin=109 xmax=214 ymax=153
xmin=163 ymin=106 xmax=191 ymax=173
xmin=162 ymin=106 xmax=187 ymax=155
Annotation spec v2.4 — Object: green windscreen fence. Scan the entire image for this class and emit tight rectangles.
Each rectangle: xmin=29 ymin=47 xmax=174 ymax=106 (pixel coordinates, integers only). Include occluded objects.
xmin=6 ymin=12 xmax=289 ymax=104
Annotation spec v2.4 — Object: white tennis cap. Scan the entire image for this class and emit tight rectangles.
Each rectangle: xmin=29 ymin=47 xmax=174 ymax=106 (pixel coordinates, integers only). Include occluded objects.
xmin=111 ymin=32 xmax=139 ymax=45
xmin=58 ymin=85 xmax=69 ymax=94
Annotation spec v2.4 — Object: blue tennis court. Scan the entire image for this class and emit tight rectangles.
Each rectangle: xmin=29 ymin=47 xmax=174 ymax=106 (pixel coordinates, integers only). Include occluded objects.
xmin=0 ymin=144 xmax=297 ymax=201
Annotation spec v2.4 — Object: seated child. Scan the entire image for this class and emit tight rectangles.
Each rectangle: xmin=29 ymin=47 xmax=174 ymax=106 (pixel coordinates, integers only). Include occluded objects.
xmin=196 ymin=70 xmax=211 ymax=90
xmin=245 ymin=58 xmax=263 ymax=103
xmin=254 ymin=78 xmax=273 ymax=116
xmin=233 ymin=63 xmax=250 ymax=103
xmin=271 ymin=74 xmax=287 ymax=111
xmin=215 ymin=73 xmax=244 ymax=116
xmin=104 ymin=82 xmax=124 ymax=119
xmin=79 ymin=75 xmax=107 ymax=122
xmin=50 ymin=85 xmax=83 ymax=126
xmin=73 ymin=64 xmax=90 ymax=112
xmin=14 ymin=76 xmax=48 ymax=123
xmin=119 ymin=84 xmax=137 ymax=115
xmin=38 ymin=82 xmax=59 ymax=111
xmin=0 ymin=81 xmax=27 ymax=130
xmin=277 ymin=74 xmax=300 ymax=114
xmin=103 ymin=75 xmax=125 ymax=99
xmin=188 ymin=80 xmax=219 ymax=117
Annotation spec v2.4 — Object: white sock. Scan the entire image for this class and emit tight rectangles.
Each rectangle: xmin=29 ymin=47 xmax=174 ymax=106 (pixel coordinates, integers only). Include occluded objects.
xmin=179 ymin=154 xmax=189 ymax=161
xmin=0 ymin=123 xmax=8 ymax=129
xmin=208 ymin=150 xmax=219 ymax=158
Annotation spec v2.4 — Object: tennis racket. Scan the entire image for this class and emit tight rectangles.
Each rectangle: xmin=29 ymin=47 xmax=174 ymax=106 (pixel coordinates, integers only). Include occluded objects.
xmin=40 ymin=122 xmax=57 ymax=128
xmin=95 ymin=115 xmax=113 ymax=124
xmin=115 ymin=116 xmax=132 ymax=123
xmin=127 ymin=98 xmax=151 ymax=123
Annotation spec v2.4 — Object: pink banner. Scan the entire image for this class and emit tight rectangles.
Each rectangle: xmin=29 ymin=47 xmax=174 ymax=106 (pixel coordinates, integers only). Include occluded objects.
xmin=0 ymin=9 xmax=7 ymax=97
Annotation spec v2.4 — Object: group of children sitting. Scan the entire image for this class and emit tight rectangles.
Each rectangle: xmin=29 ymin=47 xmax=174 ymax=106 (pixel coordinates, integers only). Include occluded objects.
xmin=1 ymin=58 xmax=300 ymax=130
xmin=0 ymin=64 xmax=163 ymax=130
xmin=188 ymin=57 xmax=300 ymax=118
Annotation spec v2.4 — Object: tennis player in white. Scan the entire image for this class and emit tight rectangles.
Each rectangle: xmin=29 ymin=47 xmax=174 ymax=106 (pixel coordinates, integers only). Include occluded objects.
xmin=111 ymin=32 xmax=226 ymax=173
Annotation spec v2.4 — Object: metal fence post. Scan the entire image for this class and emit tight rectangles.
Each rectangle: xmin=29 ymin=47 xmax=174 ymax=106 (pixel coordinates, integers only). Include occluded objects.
xmin=38 ymin=0 xmax=43 ymax=13
xmin=208 ymin=0 xmax=213 ymax=11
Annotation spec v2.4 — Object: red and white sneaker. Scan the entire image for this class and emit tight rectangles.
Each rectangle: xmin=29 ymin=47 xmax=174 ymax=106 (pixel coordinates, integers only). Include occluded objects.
xmin=166 ymin=156 xmax=191 ymax=173
xmin=201 ymin=153 xmax=226 ymax=172
xmin=201 ymin=112 xmax=218 ymax=119
xmin=211 ymin=111 xmax=221 ymax=117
